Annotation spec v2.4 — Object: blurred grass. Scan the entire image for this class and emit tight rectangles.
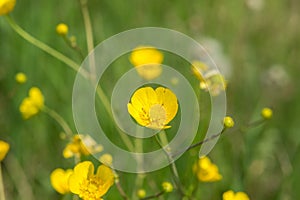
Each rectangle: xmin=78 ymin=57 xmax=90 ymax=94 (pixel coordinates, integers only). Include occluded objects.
xmin=1 ymin=0 xmax=300 ymax=199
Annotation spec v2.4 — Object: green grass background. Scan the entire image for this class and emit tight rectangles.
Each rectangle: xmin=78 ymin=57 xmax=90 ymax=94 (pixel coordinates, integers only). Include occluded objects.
xmin=1 ymin=0 xmax=300 ymax=199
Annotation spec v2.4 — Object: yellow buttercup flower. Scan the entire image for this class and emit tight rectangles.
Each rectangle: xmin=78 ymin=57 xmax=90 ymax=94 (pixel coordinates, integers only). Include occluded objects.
xmin=129 ymin=46 xmax=163 ymax=80
xmin=63 ymin=134 xmax=103 ymax=159
xmin=193 ymin=156 xmax=222 ymax=182
xmin=127 ymin=87 xmax=178 ymax=130
xmin=15 ymin=72 xmax=27 ymax=84
xmin=50 ymin=168 xmax=73 ymax=194
xmin=223 ymin=190 xmax=250 ymax=200
xmin=69 ymin=161 xmax=114 ymax=200
xmin=261 ymin=107 xmax=273 ymax=119
xmin=0 ymin=0 xmax=16 ymax=16
xmin=56 ymin=23 xmax=69 ymax=36
xmin=19 ymin=87 xmax=44 ymax=119
xmin=0 ymin=140 xmax=10 ymax=161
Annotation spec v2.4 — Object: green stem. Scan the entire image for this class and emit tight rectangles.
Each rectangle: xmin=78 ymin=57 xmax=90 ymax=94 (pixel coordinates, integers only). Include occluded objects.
xmin=0 ymin=164 xmax=6 ymax=200
xmin=155 ymin=131 xmax=185 ymax=196
xmin=5 ymin=15 xmax=88 ymax=78
xmin=96 ymin=87 xmax=134 ymax=151
xmin=140 ymin=191 xmax=165 ymax=200
xmin=113 ymin=170 xmax=129 ymax=200
xmin=79 ymin=0 xmax=96 ymax=81
xmin=62 ymin=36 xmax=85 ymax=60
xmin=42 ymin=106 xmax=73 ymax=138
xmin=133 ymin=126 xmax=145 ymax=200
xmin=184 ymin=118 xmax=266 ymax=153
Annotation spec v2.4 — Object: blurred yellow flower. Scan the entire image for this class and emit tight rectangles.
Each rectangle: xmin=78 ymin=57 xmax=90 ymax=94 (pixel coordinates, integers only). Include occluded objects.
xmin=56 ymin=23 xmax=68 ymax=36
xmin=63 ymin=134 xmax=103 ymax=159
xmin=129 ymin=46 xmax=163 ymax=80
xmin=0 ymin=140 xmax=10 ymax=161
xmin=0 ymin=0 xmax=16 ymax=16
xmin=69 ymin=161 xmax=114 ymax=200
xmin=162 ymin=181 xmax=173 ymax=193
xmin=223 ymin=116 xmax=234 ymax=128
xmin=19 ymin=87 xmax=44 ymax=119
xmin=261 ymin=107 xmax=273 ymax=119
xmin=50 ymin=168 xmax=73 ymax=194
xmin=223 ymin=190 xmax=250 ymax=200
xmin=191 ymin=61 xmax=208 ymax=82
xmin=191 ymin=60 xmax=226 ymax=96
xmin=15 ymin=72 xmax=27 ymax=84
xmin=193 ymin=156 xmax=222 ymax=182
xmin=99 ymin=153 xmax=113 ymax=167
xmin=137 ymin=189 xmax=146 ymax=198
xmin=127 ymin=87 xmax=178 ymax=130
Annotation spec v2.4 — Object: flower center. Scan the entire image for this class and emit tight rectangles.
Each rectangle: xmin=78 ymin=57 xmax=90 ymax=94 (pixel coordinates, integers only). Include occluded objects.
xmin=148 ymin=104 xmax=167 ymax=129
xmin=79 ymin=175 xmax=104 ymax=200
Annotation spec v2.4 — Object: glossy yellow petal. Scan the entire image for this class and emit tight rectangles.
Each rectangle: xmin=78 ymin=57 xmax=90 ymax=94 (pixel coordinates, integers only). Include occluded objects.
xmin=155 ymin=87 xmax=178 ymax=124
xmin=0 ymin=140 xmax=10 ymax=161
xmin=223 ymin=190 xmax=235 ymax=200
xmin=50 ymin=168 xmax=73 ymax=194
xmin=69 ymin=161 xmax=94 ymax=194
xmin=235 ymin=192 xmax=250 ymax=200
xmin=127 ymin=103 xmax=150 ymax=126
xmin=128 ymin=87 xmax=158 ymax=126
xmin=96 ymin=165 xmax=115 ymax=197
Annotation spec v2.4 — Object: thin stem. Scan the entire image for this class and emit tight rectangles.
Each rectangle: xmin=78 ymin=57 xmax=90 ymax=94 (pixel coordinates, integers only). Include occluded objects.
xmin=185 ymin=118 xmax=266 ymax=153
xmin=5 ymin=155 xmax=35 ymax=200
xmin=0 ymin=164 xmax=6 ymax=200
xmin=133 ymin=126 xmax=145 ymax=200
xmin=79 ymin=0 xmax=96 ymax=81
xmin=42 ymin=106 xmax=73 ymax=138
xmin=96 ymin=87 xmax=134 ymax=151
xmin=113 ymin=170 xmax=129 ymax=200
xmin=155 ymin=131 xmax=185 ymax=196
xmin=62 ymin=36 xmax=85 ymax=60
xmin=5 ymin=16 xmax=88 ymax=78
xmin=140 ymin=191 xmax=165 ymax=200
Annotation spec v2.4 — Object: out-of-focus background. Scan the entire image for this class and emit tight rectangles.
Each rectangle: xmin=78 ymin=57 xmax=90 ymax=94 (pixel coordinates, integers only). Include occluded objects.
xmin=1 ymin=0 xmax=300 ymax=199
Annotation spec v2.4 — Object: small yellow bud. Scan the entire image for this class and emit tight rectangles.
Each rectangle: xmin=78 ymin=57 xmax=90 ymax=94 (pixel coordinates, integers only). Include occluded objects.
xmin=99 ymin=153 xmax=113 ymax=166
xmin=0 ymin=0 xmax=16 ymax=16
xmin=15 ymin=72 xmax=27 ymax=84
xmin=137 ymin=189 xmax=146 ymax=198
xmin=56 ymin=23 xmax=68 ymax=36
xmin=261 ymin=107 xmax=273 ymax=119
xmin=223 ymin=116 xmax=234 ymax=128
xmin=162 ymin=181 xmax=173 ymax=193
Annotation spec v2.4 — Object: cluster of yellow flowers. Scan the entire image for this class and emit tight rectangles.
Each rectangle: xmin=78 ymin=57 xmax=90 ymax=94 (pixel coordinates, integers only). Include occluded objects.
xmin=193 ymin=156 xmax=222 ymax=182
xmin=51 ymin=161 xmax=114 ymax=199
xmin=63 ymin=135 xmax=103 ymax=159
xmin=19 ymin=87 xmax=44 ymax=119
xmin=191 ymin=60 xmax=227 ymax=96
xmin=223 ymin=190 xmax=250 ymax=200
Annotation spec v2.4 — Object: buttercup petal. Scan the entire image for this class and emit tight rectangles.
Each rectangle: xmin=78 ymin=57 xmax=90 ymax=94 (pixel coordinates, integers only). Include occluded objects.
xmin=69 ymin=161 xmax=94 ymax=194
